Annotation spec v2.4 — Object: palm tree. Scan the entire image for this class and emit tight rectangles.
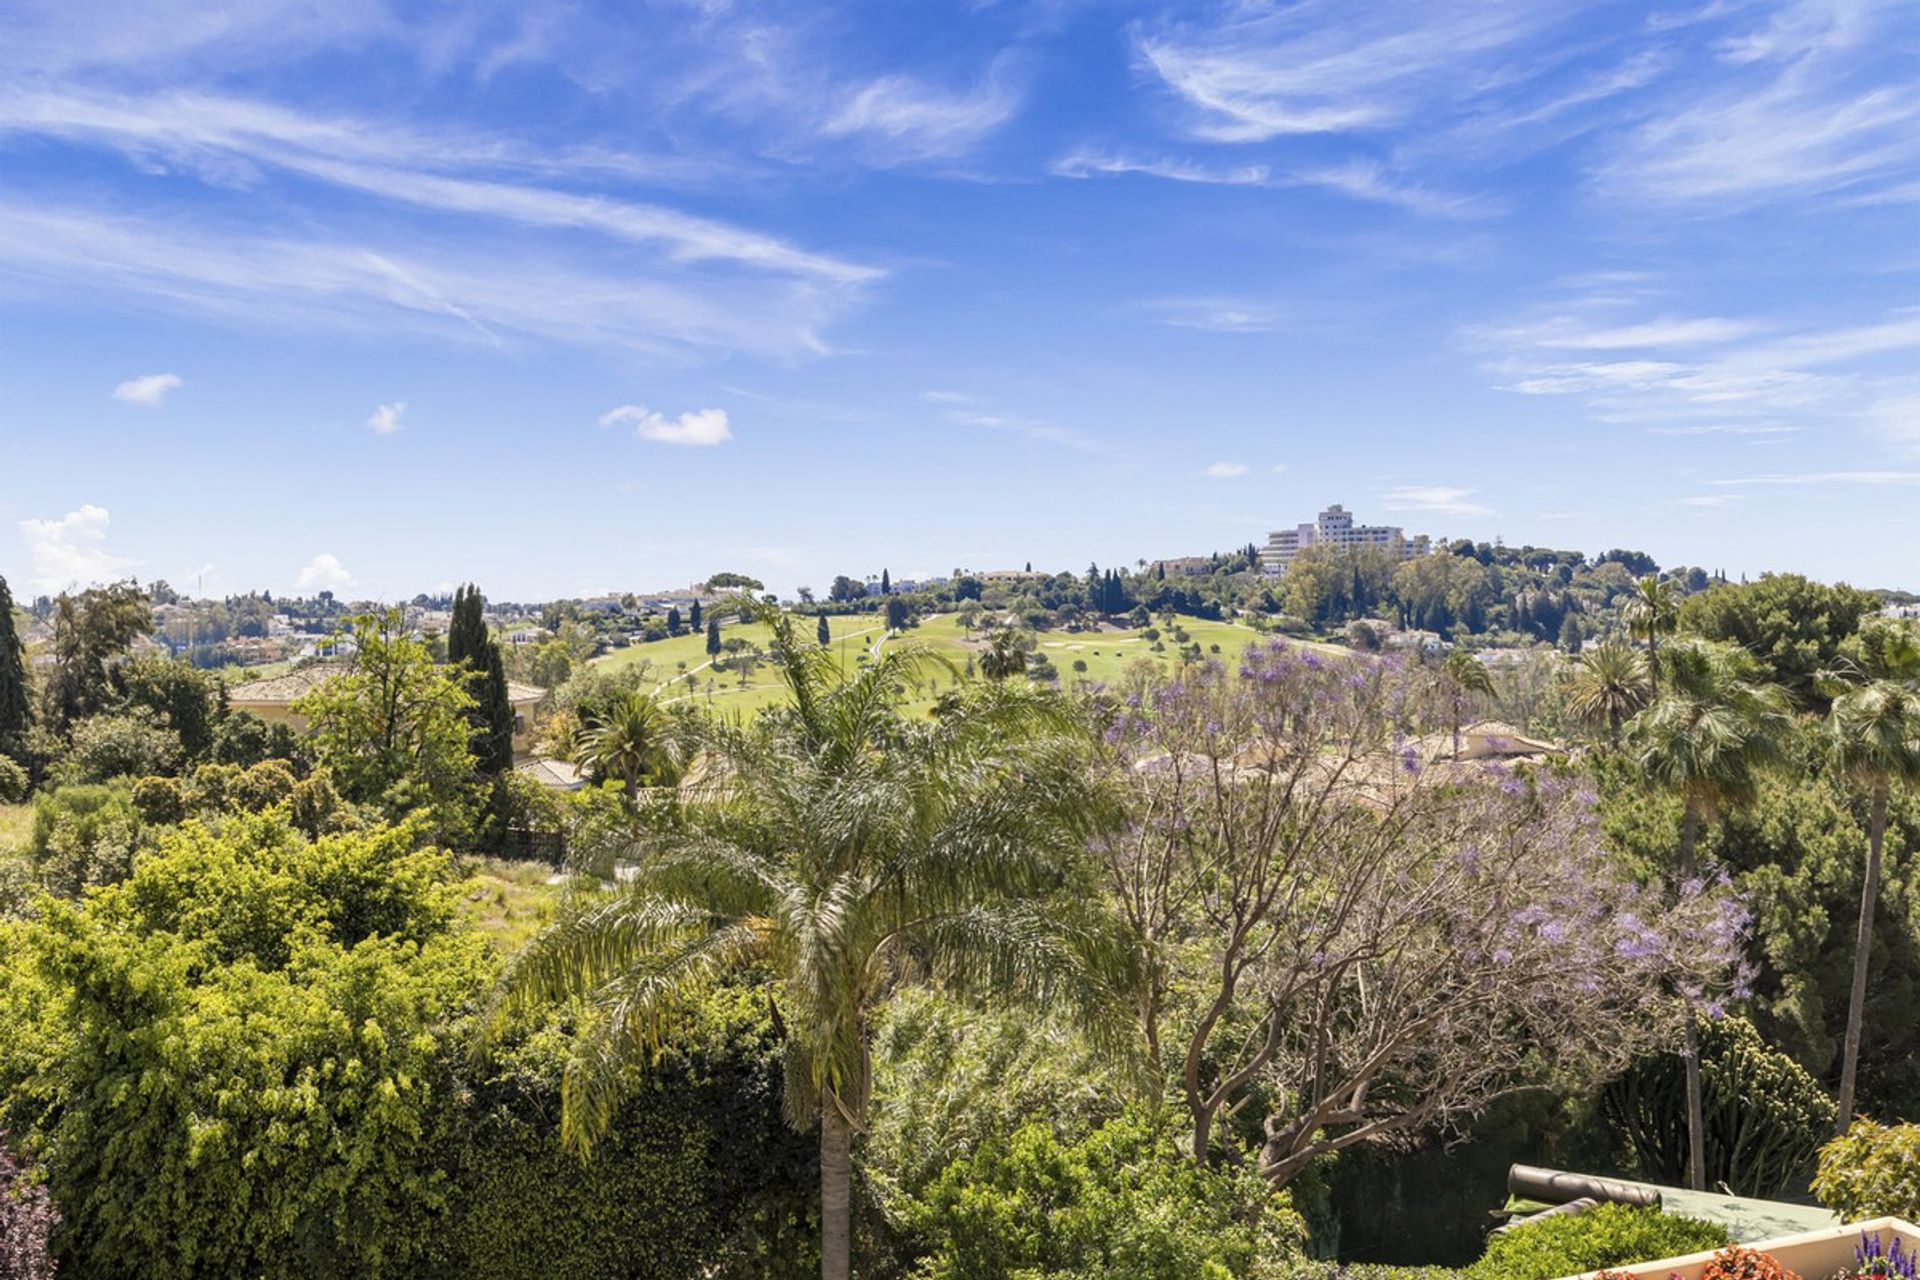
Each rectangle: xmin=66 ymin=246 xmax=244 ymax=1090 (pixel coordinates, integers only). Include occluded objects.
xmin=979 ymin=628 xmax=1029 ymax=681
xmin=498 ymin=610 xmax=1121 ymax=1280
xmin=1631 ymin=639 xmax=1793 ymax=1190
xmin=1440 ymin=647 xmax=1496 ymax=758
xmin=573 ymin=689 xmax=683 ymax=803
xmin=1624 ymin=574 xmax=1680 ymax=693
xmin=1822 ymin=624 xmax=1920 ymax=1132
xmin=1567 ymin=638 xmax=1651 ymax=747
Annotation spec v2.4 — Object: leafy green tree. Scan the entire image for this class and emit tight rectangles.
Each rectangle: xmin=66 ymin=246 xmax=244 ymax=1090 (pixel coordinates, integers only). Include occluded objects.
xmin=1681 ymin=574 xmax=1878 ymax=708
xmin=884 ymin=596 xmax=909 ymax=631
xmin=1821 ymin=626 xmax=1920 ymax=1132
xmin=41 ymin=582 xmax=152 ymax=731
xmin=497 ymin=609 xmax=1118 ymax=1280
xmin=0 ymin=573 xmax=31 ymax=759
xmin=1567 ymin=639 xmax=1651 ymax=747
xmin=111 ymin=655 xmax=218 ymax=761
xmin=1631 ymin=638 xmax=1794 ymax=1190
xmin=64 ymin=710 xmax=183 ymax=782
xmin=293 ymin=609 xmax=476 ymax=829
xmin=1624 ymin=574 xmax=1679 ymax=693
xmin=573 ymin=690 xmax=683 ymax=804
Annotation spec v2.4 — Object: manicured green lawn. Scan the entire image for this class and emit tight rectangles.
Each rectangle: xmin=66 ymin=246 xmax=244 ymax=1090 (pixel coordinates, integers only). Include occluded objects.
xmin=592 ymin=611 xmax=1341 ymax=720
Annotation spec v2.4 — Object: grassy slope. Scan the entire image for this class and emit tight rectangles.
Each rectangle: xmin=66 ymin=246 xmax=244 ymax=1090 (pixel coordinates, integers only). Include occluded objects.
xmin=457 ymin=856 xmax=563 ymax=954
xmin=0 ymin=802 xmax=30 ymax=854
xmin=588 ymin=611 xmax=1341 ymax=719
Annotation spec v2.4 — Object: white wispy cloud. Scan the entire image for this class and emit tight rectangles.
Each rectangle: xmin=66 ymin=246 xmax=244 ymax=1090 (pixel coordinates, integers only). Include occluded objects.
xmin=0 ymin=199 xmax=857 ymax=360
xmin=1678 ymin=494 xmax=1743 ymax=507
xmin=824 ymin=61 xmax=1022 ymax=161
xmin=1599 ymin=2 xmax=1920 ymax=206
xmin=296 ymin=552 xmax=355 ymax=591
xmin=111 ymin=371 xmax=183 ymax=405
xmin=1136 ymin=2 xmax=1578 ymax=143
xmin=0 ymin=87 xmax=875 ymax=286
xmin=599 ymin=404 xmax=732 ymax=446
xmin=1711 ymin=470 xmax=1920 ymax=487
xmin=945 ymin=409 xmax=1116 ymax=457
xmin=1491 ymin=315 xmax=1764 ymax=350
xmin=1381 ymin=485 xmax=1490 ymax=516
xmin=1202 ymin=461 xmax=1248 ymax=478
xmin=19 ymin=504 xmax=140 ymax=592
xmin=1052 ymin=146 xmax=1489 ymax=217
xmin=366 ymin=401 xmax=406 ymax=435
xmin=1143 ymin=297 xmax=1281 ymax=333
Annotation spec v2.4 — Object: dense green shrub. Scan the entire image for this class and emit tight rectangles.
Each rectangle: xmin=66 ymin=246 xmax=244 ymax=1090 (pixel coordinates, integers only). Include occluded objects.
xmin=63 ymin=710 xmax=183 ymax=783
xmin=1813 ymin=1120 xmax=1920 ymax=1221
xmin=448 ymin=988 xmax=817 ymax=1280
xmin=0 ymin=812 xmax=818 ymax=1280
xmin=24 ymin=783 xmax=144 ymax=896
xmin=231 ymin=758 xmax=297 ymax=810
xmin=1464 ymin=1204 xmax=1728 ymax=1280
xmin=868 ymin=989 xmax=1118 ymax=1205
xmin=906 ymin=1109 xmax=1302 ymax=1280
xmin=130 ymin=774 xmax=189 ymax=824
xmin=1602 ymin=1015 xmax=1836 ymax=1196
xmin=0 ymin=754 xmax=26 ymax=803
xmin=0 ymin=814 xmax=487 ymax=1279
xmin=210 ymin=708 xmax=300 ymax=768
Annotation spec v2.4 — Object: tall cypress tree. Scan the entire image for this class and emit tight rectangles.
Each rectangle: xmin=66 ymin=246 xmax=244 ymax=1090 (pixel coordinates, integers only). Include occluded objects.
xmin=0 ymin=573 xmax=30 ymax=755
xmin=706 ymin=617 xmax=722 ymax=657
xmin=817 ymin=614 xmax=831 ymax=646
xmin=880 ymin=568 xmax=890 ymax=595
xmin=448 ymin=584 xmax=514 ymax=774
xmin=690 ymin=599 xmax=702 ymax=631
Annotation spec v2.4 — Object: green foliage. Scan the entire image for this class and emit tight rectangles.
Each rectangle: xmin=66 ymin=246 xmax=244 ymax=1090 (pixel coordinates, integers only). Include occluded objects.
xmin=1680 ymin=574 xmax=1878 ymax=708
xmin=449 ymin=585 xmax=515 ymax=776
xmin=450 ymin=986 xmax=817 ymax=1280
xmin=906 ymin=1109 xmax=1302 ymax=1280
xmin=1813 ymin=1120 xmax=1920 ymax=1221
xmin=24 ymin=783 xmax=145 ymax=897
xmin=0 ymin=755 xmax=26 ymax=804
xmin=0 ymin=574 xmax=31 ymax=757
xmin=1602 ymin=1015 xmax=1836 ymax=1196
xmin=294 ymin=610 xmax=477 ymax=832
xmin=130 ymin=773 xmax=189 ymax=824
xmin=40 ymin=583 xmax=152 ymax=732
xmin=63 ymin=709 xmax=183 ymax=783
xmin=1466 ymin=1206 xmax=1727 ymax=1280
xmin=868 ymin=989 xmax=1119 ymax=1205
xmin=210 ymin=707 xmax=301 ymax=767
xmin=111 ymin=655 xmax=220 ymax=761
xmin=0 ymin=814 xmax=487 ymax=1280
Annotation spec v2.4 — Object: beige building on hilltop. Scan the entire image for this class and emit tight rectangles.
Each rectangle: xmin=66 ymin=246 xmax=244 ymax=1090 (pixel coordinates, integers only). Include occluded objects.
xmin=226 ymin=664 xmax=548 ymax=757
xmin=1260 ymin=504 xmax=1432 ymax=574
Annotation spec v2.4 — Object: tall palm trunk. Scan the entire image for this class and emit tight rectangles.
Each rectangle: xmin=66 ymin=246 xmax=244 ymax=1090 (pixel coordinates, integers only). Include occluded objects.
xmin=820 ymin=1104 xmax=853 ymax=1280
xmin=1680 ymin=797 xmax=1706 ymax=1192
xmin=1837 ymin=782 xmax=1888 ymax=1134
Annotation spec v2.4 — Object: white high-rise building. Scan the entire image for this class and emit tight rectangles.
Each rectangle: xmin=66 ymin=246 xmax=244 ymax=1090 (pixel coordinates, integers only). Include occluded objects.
xmin=1260 ymin=504 xmax=1432 ymax=574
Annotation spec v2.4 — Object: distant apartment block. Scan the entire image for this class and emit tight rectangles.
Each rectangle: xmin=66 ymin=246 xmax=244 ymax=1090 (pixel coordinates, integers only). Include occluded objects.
xmin=1260 ymin=504 xmax=1432 ymax=574
xmin=1152 ymin=556 xmax=1215 ymax=577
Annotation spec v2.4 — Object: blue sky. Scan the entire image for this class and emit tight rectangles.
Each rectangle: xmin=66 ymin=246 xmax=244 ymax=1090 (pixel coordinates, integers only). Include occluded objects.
xmin=2 ymin=0 xmax=1917 ymax=601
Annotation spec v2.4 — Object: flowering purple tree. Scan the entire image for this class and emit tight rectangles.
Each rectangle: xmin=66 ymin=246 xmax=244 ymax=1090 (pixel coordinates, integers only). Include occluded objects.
xmin=1096 ymin=640 xmax=1748 ymax=1187
xmin=1 ymin=1133 xmax=58 ymax=1280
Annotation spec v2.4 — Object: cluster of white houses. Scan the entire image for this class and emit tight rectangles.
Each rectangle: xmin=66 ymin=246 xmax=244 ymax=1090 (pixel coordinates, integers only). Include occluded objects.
xmin=1259 ymin=504 xmax=1434 ymax=574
